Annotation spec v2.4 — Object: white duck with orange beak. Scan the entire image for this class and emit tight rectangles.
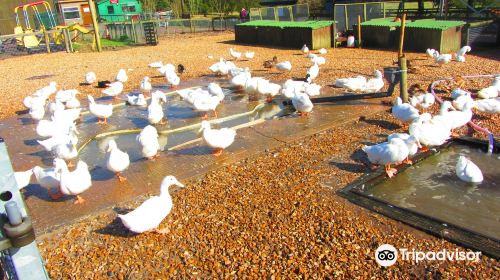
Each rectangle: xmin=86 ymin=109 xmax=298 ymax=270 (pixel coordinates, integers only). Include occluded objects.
xmin=118 ymin=176 xmax=184 ymax=234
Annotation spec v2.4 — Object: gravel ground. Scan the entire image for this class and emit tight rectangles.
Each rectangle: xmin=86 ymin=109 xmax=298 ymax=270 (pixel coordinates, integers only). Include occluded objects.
xmin=38 ymin=109 xmax=499 ymax=278
xmin=1 ymin=31 xmax=498 ymax=277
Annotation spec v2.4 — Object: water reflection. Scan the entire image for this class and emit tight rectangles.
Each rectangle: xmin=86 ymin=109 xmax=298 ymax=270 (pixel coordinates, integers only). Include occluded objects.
xmin=366 ymin=144 xmax=500 ymax=239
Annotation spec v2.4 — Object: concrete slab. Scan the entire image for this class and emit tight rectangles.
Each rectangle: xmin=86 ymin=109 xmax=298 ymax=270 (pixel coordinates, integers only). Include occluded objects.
xmin=0 ymin=80 xmax=389 ymax=234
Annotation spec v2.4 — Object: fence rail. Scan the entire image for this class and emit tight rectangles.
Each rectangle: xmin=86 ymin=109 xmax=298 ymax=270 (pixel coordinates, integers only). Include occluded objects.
xmin=250 ymin=3 xmax=309 ymax=21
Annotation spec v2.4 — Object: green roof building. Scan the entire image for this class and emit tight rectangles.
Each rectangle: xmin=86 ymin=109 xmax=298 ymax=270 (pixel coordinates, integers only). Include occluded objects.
xmin=96 ymin=0 xmax=142 ymax=22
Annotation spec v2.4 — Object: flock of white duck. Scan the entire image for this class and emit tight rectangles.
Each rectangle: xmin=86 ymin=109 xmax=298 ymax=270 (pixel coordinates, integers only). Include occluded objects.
xmin=426 ymin=45 xmax=471 ymax=65
xmin=363 ymin=70 xmax=499 ymax=182
xmin=14 ymin=43 xmax=498 ymax=233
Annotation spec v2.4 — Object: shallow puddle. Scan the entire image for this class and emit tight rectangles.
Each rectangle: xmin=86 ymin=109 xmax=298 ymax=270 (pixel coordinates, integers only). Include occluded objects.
xmin=365 ymin=144 xmax=500 ymax=240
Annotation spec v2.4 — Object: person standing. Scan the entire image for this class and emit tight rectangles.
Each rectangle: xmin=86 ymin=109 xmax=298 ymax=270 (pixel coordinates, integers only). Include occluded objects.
xmin=240 ymin=8 xmax=248 ymax=22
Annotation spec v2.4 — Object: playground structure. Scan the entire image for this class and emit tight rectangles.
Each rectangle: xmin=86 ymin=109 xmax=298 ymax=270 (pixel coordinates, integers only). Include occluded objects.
xmin=10 ymin=1 xmax=96 ymax=53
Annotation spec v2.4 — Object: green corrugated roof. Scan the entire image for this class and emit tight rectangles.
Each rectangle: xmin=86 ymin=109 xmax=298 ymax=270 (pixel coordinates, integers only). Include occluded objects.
xmin=360 ymin=18 xmax=401 ymax=28
xmin=360 ymin=18 xmax=465 ymax=30
xmin=237 ymin=20 xmax=334 ymax=29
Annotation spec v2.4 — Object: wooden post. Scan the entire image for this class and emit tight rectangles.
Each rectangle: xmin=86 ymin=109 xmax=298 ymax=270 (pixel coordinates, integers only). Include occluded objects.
xmin=357 ymin=15 xmax=362 ymax=48
xmin=399 ymin=55 xmax=408 ymax=103
xmin=398 ymin=13 xmax=406 ymax=57
xmin=344 ymin=6 xmax=348 ymax=32
xmin=42 ymin=26 xmax=51 ymax=53
xmin=88 ymin=0 xmax=102 ymax=52
xmin=398 ymin=13 xmax=408 ymax=103
xmin=62 ymin=28 xmax=71 ymax=52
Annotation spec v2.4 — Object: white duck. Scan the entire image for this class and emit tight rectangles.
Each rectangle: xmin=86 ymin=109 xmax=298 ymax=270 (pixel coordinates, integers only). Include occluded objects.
xmin=433 ymin=52 xmax=452 ymax=65
xmin=33 ymin=165 xmax=60 ymax=198
xmin=275 ymin=61 xmax=292 ymax=71
xmin=228 ymin=66 xmax=249 ymax=78
xmin=137 ymin=125 xmax=161 ymax=160
xmin=477 ymin=86 xmax=499 ymax=99
xmin=14 ymin=169 xmax=33 ymax=190
xmin=230 ymin=70 xmax=251 ymax=90
xmin=244 ymin=77 xmax=265 ymax=94
xmin=148 ymin=92 xmax=167 ymax=125
xmin=36 ymin=117 xmax=73 ymax=138
xmin=409 ymin=113 xmax=451 ymax=150
xmin=434 ymin=101 xmax=473 ymax=134
xmin=165 ymin=70 xmax=180 ymax=88
xmin=127 ymin=93 xmax=147 ymax=106
xmin=292 ymin=92 xmax=314 ymax=117
xmin=410 ymin=92 xmax=435 ymax=110
xmin=37 ymin=125 xmax=79 ymax=152
xmin=304 ymin=83 xmax=321 ymax=97
xmin=118 ymin=176 xmax=184 ymax=234
xmin=455 ymin=55 xmax=466 ymax=62
xmin=492 ymin=75 xmax=500 ymax=91
xmin=53 ymin=159 xmax=92 ymax=204
xmin=29 ymin=103 xmax=45 ymax=122
xmin=455 ymin=156 xmax=483 ymax=183
xmin=55 ymin=89 xmax=79 ymax=103
xmin=362 ymin=138 xmax=409 ymax=178
xmin=364 ymin=70 xmax=385 ymax=93
xmin=244 ymin=51 xmax=255 ymax=59
xmin=335 ymin=76 xmax=367 ymax=92
xmin=456 ymin=46 xmax=471 ymax=57
xmin=229 ymin=48 xmax=242 ymax=60
xmin=53 ymin=139 xmax=78 ymax=164
xmin=23 ymin=95 xmax=46 ymax=110
xmin=34 ymin=82 xmax=57 ymax=99
xmin=207 ymin=82 xmax=225 ymax=102
xmin=88 ymin=95 xmax=113 ymax=124
xmin=106 ymin=139 xmax=130 ymax=182
xmin=257 ymin=79 xmax=281 ymax=102
xmin=199 ymin=121 xmax=236 ymax=156
xmin=52 ymin=107 xmax=81 ymax=124
xmin=426 ymin=48 xmax=436 ymax=58
xmin=48 ymin=100 xmax=65 ymax=114
xmin=451 ymin=88 xmax=469 ymax=100
xmin=301 ymin=44 xmax=309 ymax=53
xmin=148 ymin=61 xmax=163 ymax=68
xmin=102 ymin=81 xmax=124 ymax=98
xmin=85 ymin=72 xmax=97 ymax=84
xmin=318 ymin=48 xmax=327 ymax=55
xmin=158 ymin=64 xmax=175 ymax=75
xmin=474 ymin=98 xmax=500 ymax=114
xmin=306 ymin=63 xmax=319 ymax=82
xmin=311 ymin=56 xmax=326 ymax=65
xmin=116 ymin=69 xmax=128 ymax=82
xmin=140 ymin=76 xmax=152 ymax=92
xmin=65 ymin=92 xmax=81 ymax=109
xmin=452 ymin=93 xmax=473 ymax=111
xmin=392 ymin=97 xmax=419 ymax=124
xmin=387 ymin=133 xmax=421 ymax=164
xmin=307 ymin=53 xmax=317 ymax=59
xmin=193 ymin=95 xmax=220 ymax=119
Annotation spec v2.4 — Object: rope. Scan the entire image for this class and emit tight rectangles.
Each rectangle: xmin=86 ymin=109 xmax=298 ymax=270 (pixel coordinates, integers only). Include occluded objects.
xmin=429 ymin=74 xmax=498 ymax=154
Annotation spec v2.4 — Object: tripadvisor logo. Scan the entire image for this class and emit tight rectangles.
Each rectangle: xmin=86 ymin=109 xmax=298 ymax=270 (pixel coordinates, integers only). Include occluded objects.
xmin=375 ymin=244 xmax=481 ymax=266
xmin=375 ymin=244 xmax=398 ymax=267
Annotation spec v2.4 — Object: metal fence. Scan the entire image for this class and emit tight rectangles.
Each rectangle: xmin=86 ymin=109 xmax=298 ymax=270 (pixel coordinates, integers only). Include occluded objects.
xmin=105 ymin=17 xmax=242 ymax=43
xmin=0 ymin=28 xmax=70 ymax=59
xmin=334 ymin=1 xmax=391 ymax=32
xmin=250 ymin=3 xmax=309 ymax=21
